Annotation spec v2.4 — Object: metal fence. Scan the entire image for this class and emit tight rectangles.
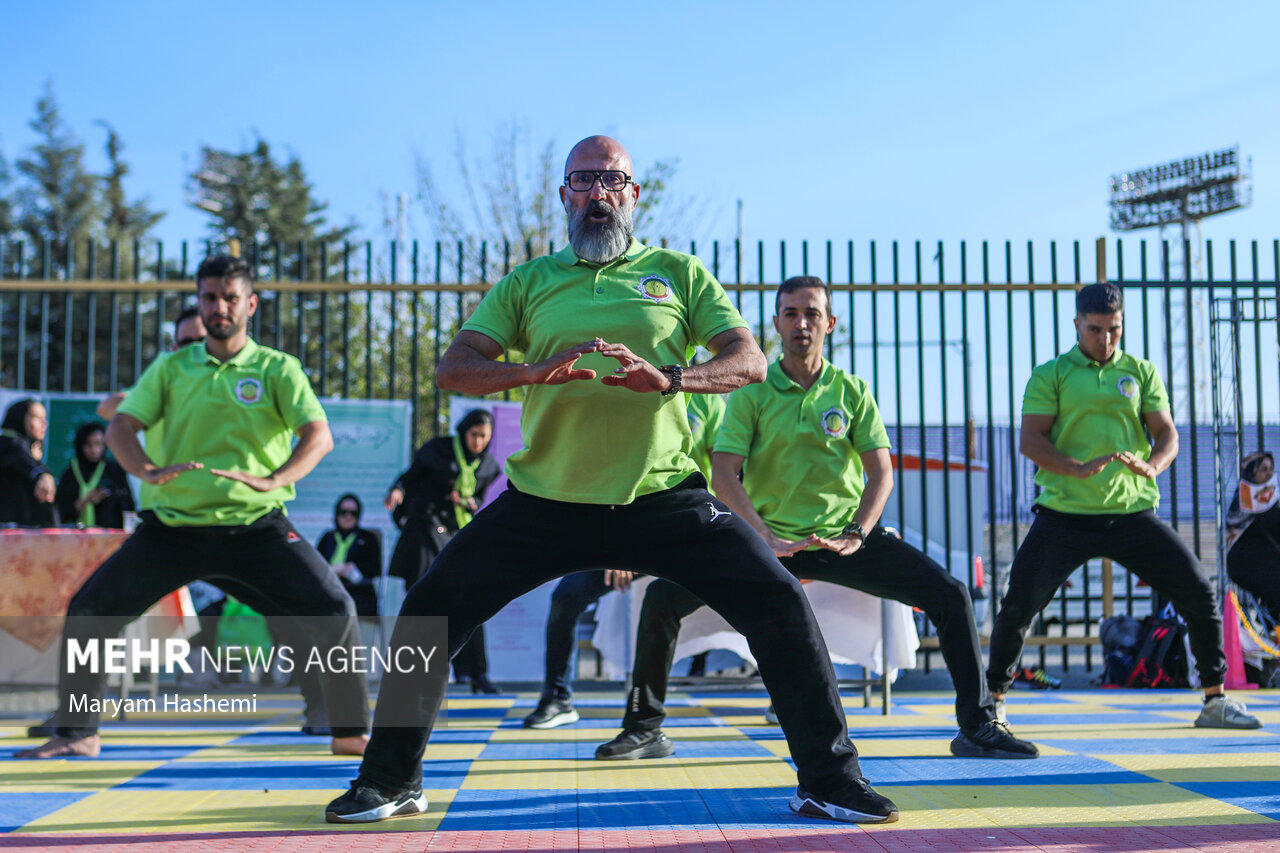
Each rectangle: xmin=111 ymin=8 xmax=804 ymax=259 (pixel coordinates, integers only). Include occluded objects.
xmin=3 ymin=235 xmax=1278 ymax=675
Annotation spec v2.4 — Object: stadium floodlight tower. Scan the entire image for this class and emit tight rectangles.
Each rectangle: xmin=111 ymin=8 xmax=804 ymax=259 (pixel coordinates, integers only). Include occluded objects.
xmin=1108 ymin=147 xmax=1252 ymax=421
xmin=1109 ymin=146 xmax=1251 ymax=278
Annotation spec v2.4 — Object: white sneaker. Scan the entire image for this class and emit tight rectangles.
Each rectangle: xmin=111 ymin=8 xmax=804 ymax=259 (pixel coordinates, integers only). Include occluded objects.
xmin=1195 ymin=695 xmax=1262 ymax=729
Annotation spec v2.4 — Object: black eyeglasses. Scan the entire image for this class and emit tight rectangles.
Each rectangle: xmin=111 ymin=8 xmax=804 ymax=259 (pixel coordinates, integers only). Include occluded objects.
xmin=564 ymin=170 xmax=631 ymax=192
xmin=337 ymin=508 xmax=359 ymax=517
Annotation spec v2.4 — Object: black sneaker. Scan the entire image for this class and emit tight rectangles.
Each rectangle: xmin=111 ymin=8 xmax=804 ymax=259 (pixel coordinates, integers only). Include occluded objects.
xmin=789 ymin=779 xmax=898 ymax=823
xmin=1013 ymin=667 xmax=1062 ymax=689
xmin=950 ymin=720 xmax=1039 ymax=759
xmin=324 ymin=777 xmax=428 ymax=823
xmin=523 ymin=698 xmax=580 ymax=729
xmin=595 ymin=728 xmax=675 ymax=760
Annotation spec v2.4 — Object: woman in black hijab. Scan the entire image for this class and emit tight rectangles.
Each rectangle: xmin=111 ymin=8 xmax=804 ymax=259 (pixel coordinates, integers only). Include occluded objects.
xmin=316 ymin=493 xmax=381 ymax=619
xmin=385 ymin=408 xmax=501 ymax=692
xmin=55 ymin=422 xmax=136 ymax=528
xmin=1226 ymin=451 xmax=1280 ymax=621
xmin=0 ymin=399 xmax=57 ymax=526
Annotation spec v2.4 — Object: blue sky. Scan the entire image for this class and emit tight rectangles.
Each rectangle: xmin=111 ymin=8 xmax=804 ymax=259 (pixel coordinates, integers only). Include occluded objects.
xmin=2 ymin=0 xmax=1277 ymax=281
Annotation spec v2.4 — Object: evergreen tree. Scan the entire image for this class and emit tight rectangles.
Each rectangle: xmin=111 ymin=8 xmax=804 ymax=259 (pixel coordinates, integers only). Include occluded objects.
xmin=98 ymin=122 xmax=164 ymax=257
xmin=15 ymin=84 xmax=98 ymax=278
xmin=188 ymin=139 xmax=354 ymax=280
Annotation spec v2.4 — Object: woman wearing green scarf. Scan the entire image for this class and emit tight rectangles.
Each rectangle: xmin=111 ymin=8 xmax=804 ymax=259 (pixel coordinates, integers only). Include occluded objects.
xmin=54 ymin=422 xmax=135 ymax=528
xmin=385 ymin=408 xmax=501 ymax=693
xmin=317 ymin=493 xmax=382 ymax=619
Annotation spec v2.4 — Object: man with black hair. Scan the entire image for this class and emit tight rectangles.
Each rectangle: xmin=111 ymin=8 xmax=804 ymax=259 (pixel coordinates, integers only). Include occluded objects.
xmin=19 ymin=254 xmax=372 ymax=759
xmin=596 ymin=276 xmax=1037 ymax=761
xmin=987 ymin=282 xmax=1261 ymax=729
xmin=326 ymin=136 xmax=899 ymax=826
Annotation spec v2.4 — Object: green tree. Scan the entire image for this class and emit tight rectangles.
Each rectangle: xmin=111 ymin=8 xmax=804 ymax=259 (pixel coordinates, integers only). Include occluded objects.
xmin=0 ymin=142 xmax=14 ymax=237
xmin=15 ymin=84 xmax=99 ymax=278
xmin=98 ymin=122 xmax=164 ymax=257
xmin=188 ymin=139 xmax=355 ymax=281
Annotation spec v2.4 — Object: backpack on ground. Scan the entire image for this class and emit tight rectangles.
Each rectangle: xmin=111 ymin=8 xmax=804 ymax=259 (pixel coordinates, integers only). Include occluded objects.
xmin=1125 ymin=616 xmax=1190 ymax=688
xmin=1099 ymin=614 xmax=1143 ymax=686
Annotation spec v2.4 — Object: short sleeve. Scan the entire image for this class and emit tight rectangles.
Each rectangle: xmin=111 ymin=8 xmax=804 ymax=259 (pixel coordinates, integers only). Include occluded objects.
xmin=1140 ymin=362 xmax=1170 ymax=413
xmin=117 ymin=353 xmax=169 ymax=427
xmin=1021 ymin=366 xmax=1058 ymax=416
xmin=714 ymin=388 xmax=757 ymax=458
xmin=462 ymin=269 xmax=525 ymax=351
xmin=849 ymin=380 xmax=890 ymax=452
xmin=275 ymin=356 xmax=328 ymax=431
xmin=685 ymin=257 xmax=748 ymax=348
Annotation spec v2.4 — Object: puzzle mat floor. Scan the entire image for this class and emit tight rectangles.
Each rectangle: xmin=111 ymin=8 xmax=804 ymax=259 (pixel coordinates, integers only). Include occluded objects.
xmin=3 ymin=687 xmax=1280 ymax=852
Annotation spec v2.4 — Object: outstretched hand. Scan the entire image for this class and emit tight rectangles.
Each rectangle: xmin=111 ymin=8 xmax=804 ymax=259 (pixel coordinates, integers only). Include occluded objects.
xmin=142 ymin=461 xmax=203 ymax=486
xmin=766 ymin=532 xmax=813 ymax=558
xmin=1116 ymin=451 xmax=1158 ymax=479
xmin=527 ymin=340 xmax=601 ymax=386
xmin=597 ymin=341 xmax=670 ymax=393
xmin=209 ymin=469 xmax=277 ymax=492
xmin=1075 ymin=453 xmax=1119 ymax=478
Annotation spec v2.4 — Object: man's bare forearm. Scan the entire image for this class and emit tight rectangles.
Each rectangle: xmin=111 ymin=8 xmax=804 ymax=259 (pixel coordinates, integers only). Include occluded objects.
xmin=1146 ymin=428 xmax=1178 ymax=476
xmin=1020 ymin=430 xmax=1087 ymax=476
xmin=437 ymin=341 xmax=532 ymax=396
xmin=105 ymin=414 xmax=159 ymax=478
xmin=269 ymin=422 xmax=334 ymax=488
xmin=680 ymin=336 xmax=767 ymax=395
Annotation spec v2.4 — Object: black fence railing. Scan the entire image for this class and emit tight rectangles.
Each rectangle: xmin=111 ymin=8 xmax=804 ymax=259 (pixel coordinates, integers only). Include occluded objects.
xmin=4 ymin=235 xmax=1278 ymax=676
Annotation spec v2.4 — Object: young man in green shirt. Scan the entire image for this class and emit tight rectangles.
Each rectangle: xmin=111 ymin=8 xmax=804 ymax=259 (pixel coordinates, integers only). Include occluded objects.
xmin=327 ymin=136 xmax=899 ymax=825
xmin=986 ymin=282 xmax=1260 ymax=729
xmin=18 ymin=255 xmax=371 ymax=760
xmin=522 ymin=391 xmax=724 ymax=730
xmin=596 ymin=277 xmax=1037 ymax=762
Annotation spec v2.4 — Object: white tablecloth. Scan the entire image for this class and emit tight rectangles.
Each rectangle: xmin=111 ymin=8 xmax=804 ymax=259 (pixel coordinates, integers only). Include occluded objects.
xmin=591 ymin=576 xmax=919 ymax=681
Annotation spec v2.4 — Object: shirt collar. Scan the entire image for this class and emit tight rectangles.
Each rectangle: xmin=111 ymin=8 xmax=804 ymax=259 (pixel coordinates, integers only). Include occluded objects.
xmin=1065 ymin=344 xmax=1124 ymax=368
xmin=554 ymin=238 xmax=648 ymax=267
xmin=767 ymin=357 xmax=833 ymax=391
xmin=200 ymin=337 xmax=260 ymax=367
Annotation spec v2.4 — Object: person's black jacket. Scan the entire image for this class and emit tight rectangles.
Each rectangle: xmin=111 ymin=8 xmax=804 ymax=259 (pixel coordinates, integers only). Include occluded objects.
xmin=316 ymin=527 xmax=382 ymax=618
xmin=0 ymin=434 xmax=57 ymax=526
xmin=54 ymin=458 xmax=136 ymax=528
xmin=391 ymin=436 xmax=501 ymax=533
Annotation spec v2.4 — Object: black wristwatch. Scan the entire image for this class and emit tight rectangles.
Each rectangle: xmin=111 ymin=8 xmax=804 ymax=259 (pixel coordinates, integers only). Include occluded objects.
xmin=842 ymin=521 xmax=866 ymax=541
xmin=659 ymin=364 xmax=684 ymax=396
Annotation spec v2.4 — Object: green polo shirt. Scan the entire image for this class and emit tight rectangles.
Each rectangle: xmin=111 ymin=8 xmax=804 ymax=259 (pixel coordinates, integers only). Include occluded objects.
xmin=686 ymin=392 xmax=726 ymax=487
xmin=462 ymin=239 xmax=747 ymax=504
xmin=716 ymin=358 xmax=890 ymax=541
xmin=118 ymin=338 xmax=327 ymax=526
xmin=1023 ymin=345 xmax=1169 ymax=514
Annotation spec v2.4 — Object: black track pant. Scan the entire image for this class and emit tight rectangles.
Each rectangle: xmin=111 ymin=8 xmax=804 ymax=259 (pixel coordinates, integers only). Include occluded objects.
xmin=625 ymin=528 xmax=996 ymax=733
xmin=359 ymin=476 xmax=863 ymax=796
xmin=55 ymin=510 xmax=370 ymax=738
xmin=987 ymin=507 xmax=1225 ymax=695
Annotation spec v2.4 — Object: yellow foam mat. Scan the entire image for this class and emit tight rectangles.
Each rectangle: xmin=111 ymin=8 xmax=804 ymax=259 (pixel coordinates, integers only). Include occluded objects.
xmin=1098 ymin=752 xmax=1280 ymax=783
xmin=882 ymin=782 xmax=1274 ymax=829
xmin=0 ymin=760 xmax=164 ymax=792
xmin=14 ymin=788 xmax=457 ymax=834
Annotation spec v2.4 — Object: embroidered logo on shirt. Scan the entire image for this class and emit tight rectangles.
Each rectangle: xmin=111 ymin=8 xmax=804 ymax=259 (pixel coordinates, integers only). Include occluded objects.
xmin=636 ymin=274 xmax=673 ymax=302
xmin=235 ymin=377 xmax=264 ymax=405
xmin=820 ymin=407 xmax=849 ymax=438
xmin=1116 ymin=376 xmax=1138 ymax=398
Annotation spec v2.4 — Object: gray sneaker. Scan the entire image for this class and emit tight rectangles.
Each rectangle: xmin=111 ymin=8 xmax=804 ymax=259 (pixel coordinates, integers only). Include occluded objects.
xmin=1195 ymin=695 xmax=1262 ymax=729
